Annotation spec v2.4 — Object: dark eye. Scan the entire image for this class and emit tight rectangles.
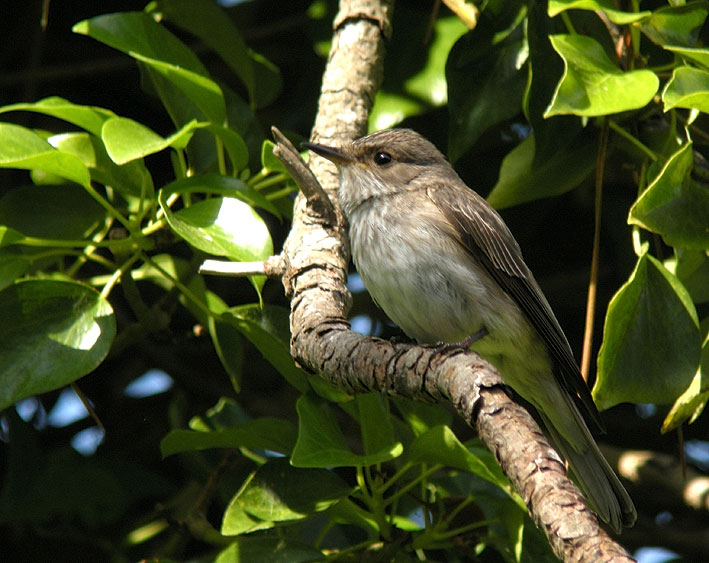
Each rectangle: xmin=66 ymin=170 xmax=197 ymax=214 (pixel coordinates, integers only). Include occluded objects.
xmin=373 ymin=152 xmax=393 ymax=166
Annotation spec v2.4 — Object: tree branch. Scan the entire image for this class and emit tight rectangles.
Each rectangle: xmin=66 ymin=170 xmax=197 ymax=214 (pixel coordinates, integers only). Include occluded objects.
xmin=274 ymin=1 xmax=635 ymax=560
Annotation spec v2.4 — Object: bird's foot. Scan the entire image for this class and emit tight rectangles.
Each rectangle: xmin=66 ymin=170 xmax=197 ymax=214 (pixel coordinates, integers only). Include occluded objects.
xmin=435 ymin=327 xmax=488 ymax=353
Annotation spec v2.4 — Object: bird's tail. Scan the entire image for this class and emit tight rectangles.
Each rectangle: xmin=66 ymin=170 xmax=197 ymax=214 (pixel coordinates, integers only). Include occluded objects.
xmin=539 ymin=399 xmax=637 ymax=534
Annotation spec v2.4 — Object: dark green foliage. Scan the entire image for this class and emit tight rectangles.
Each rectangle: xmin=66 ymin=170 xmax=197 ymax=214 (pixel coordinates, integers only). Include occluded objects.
xmin=1 ymin=1 xmax=708 ymax=561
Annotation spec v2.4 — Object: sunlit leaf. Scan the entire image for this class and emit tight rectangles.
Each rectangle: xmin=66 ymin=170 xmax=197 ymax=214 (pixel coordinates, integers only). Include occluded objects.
xmin=629 ymin=142 xmax=709 ymax=249
xmin=548 ymin=0 xmax=650 ymax=24
xmin=0 ymin=97 xmax=116 ymax=136
xmin=0 ymin=123 xmax=91 ymax=188
xmin=0 ymin=280 xmax=115 ymax=410
xmin=369 ymin=17 xmax=467 ymax=130
xmin=101 ymin=117 xmax=197 ymax=164
xmin=354 ymin=394 xmax=397 ymax=457
xmin=675 ymin=248 xmax=709 ymax=304
xmin=160 ymin=173 xmax=278 ymax=217
xmin=637 ymin=1 xmax=709 ymax=48
xmin=49 ymin=132 xmax=154 ymax=201
xmin=662 ymin=66 xmax=709 ymax=113
xmin=73 ymin=12 xmax=225 ymax=123
xmin=665 ymin=45 xmax=709 ymax=70
xmin=661 ymin=357 xmax=708 ymax=432
xmin=161 ymin=196 xmax=273 ymax=263
xmin=545 ymin=34 xmax=658 ymax=117
xmin=153 ymin=0 xmax=281 ymax=108
xmin=369 ymin=92 xmax=425 ymax=132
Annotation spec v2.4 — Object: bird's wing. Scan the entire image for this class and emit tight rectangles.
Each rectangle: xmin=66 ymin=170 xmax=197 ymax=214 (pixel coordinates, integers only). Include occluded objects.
xmin=427 ymin=183 xmax=603 ymax=431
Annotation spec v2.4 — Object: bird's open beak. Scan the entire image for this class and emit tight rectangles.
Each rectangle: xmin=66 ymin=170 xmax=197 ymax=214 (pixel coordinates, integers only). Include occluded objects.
xmin=302 ymin=142 xmax=353 ymax=165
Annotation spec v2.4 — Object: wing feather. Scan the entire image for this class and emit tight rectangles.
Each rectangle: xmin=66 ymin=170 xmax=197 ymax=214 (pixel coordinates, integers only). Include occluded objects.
xmin=427 ymin=183 xmax=603 ymax=431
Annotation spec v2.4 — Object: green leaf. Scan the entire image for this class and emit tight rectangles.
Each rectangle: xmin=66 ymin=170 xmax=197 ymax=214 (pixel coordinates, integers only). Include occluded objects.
xmin=291 ymin=394 xmax=403 ymax=468
xmin=160 ymin=418 xmax=297 ymax=457
xmin=224 ymin=458 xmax=351 ymax=528
xmin=189 ymin=397 xmax=250 ymax=432
xmin=207 ymin=123 xmax=249 ymax=172
xmin=260 ymin=140 xmax=286 ymax=174
xmin=675 ymin=249 xmax=709 ymax=304
xmin=215 ymin=536 xmax=323 ymax=563
xmin=153 ymin=0 xmax=281 ymax=109
xmin=249 ymin=52 xmax=283 ymax=109
xmin=391 ymin=397 xmax=453 ymax=436
xmin=101 ymin=117 xmax=197 ymax=164
xmin=548 ymin=0 xmax=650 ymax=24
xmin=160 ymin=173 xmax=278 ymax=217
xmin=131 ymin=254 xmax=209 ymax=324
xmin=369 ymin=16 xmax=467 ymax=130
xmin=665 ymin=46 xmax=709 ymax=70
xmin=355 ymin=394 xmax=397 ymax=456
xmin=637 ymin=1 xmax=709 ymax=48
xmin=369 ymin=92 xmax=426 ymax=132
xmin=0 ymin=226 xmax=27 ymax=248
xmin=594 ymin=251 xmax=700 ymax=410
xmin=446 ymin=17 xmax=528 ymax=162
xmin=0 ymin=185 xmax=105 ymax=240
xmin=161 ymin=195 xmax=273 ymax=265
xmin=409 ymin=426 xmax=511 ymax=491
xmin=73 ymin=12 xmax=225 ymax=123
xmin=0 ymin=280 xmax=116 ymax=410
xmin=404 ymin=17 xmax=468 ymax=108
xmin=545 ymin=34 xmax=658 ymax=117
xmin=526 ymin=0 xmax=583 ymax=166
xmin=209 ymin=315 xmax=244 ymax=392
xmin=137 ymin=56 xmax=226 ymax=124
xmin=73 ymin=12 xmax=207 ymax=73
xmin=223 ymin=304 xmax=310 ymax=393
xmin=220 ymin=501 xmax=274 ymax=536
xmin=629 ymin=142 xmax=709 ymax=249
xmin=49 ymin=132 xmax=155 ymax=201
xmin=0 ymin=97 xmax=116 ymax=136
xmin=485 ymin=130 xmax=597 ymax=209
xmin=0 ymin=123 xmax=91 ymax=188
xmin=662 ymin=66 xmax=709 ymax=113
xmin=661 ymin=350 xmax=708 ymax=433
xmin=0 ymin=248 xmax=30 ymax=290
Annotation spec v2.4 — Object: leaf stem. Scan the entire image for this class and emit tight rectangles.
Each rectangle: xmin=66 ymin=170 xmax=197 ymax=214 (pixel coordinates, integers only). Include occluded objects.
xmin=215 ymin=135 xmax=227 ymax=176
xmin=251 ymin=172 xmax=289 ymax=191
xmin=384 ymin=464 xmax=442 ymax=506
xmin=560 ymin=12 xmax=576 ymax=34
xmin=141 ymin=253 xmax=213 ymax=320
xmin=82 ymin=182 xmax=135 ymax=232
xmin=581 ymin=117 xmax=609 ymax=381
xmin=18 ymin=235 xmax=139 ymax=249
xmin=608 ymin=120 xmax=658 ymax=161
xmin=100 ymin=251 xmax=142 ymax=299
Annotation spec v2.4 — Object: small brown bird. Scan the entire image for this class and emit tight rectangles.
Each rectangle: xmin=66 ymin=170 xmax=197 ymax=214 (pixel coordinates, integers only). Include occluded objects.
xmin=304 ymin=128 xmax=636 ymax=532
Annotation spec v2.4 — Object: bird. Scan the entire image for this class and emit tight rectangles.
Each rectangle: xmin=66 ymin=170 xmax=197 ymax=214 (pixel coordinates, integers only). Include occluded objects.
xmin=303 ymin=128 xmax=637 ymax=533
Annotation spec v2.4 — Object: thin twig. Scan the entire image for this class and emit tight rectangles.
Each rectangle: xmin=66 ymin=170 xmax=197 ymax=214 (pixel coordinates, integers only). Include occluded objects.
xmin=199 ymin=256 xmax=286 ymax=278
xmin=580 ymin=117 xmax=609 ymax=382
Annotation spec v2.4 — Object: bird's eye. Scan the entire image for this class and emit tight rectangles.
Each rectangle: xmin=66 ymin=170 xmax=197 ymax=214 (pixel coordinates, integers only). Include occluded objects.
xmin=373 ymin=152 xmax=393 ymax=166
